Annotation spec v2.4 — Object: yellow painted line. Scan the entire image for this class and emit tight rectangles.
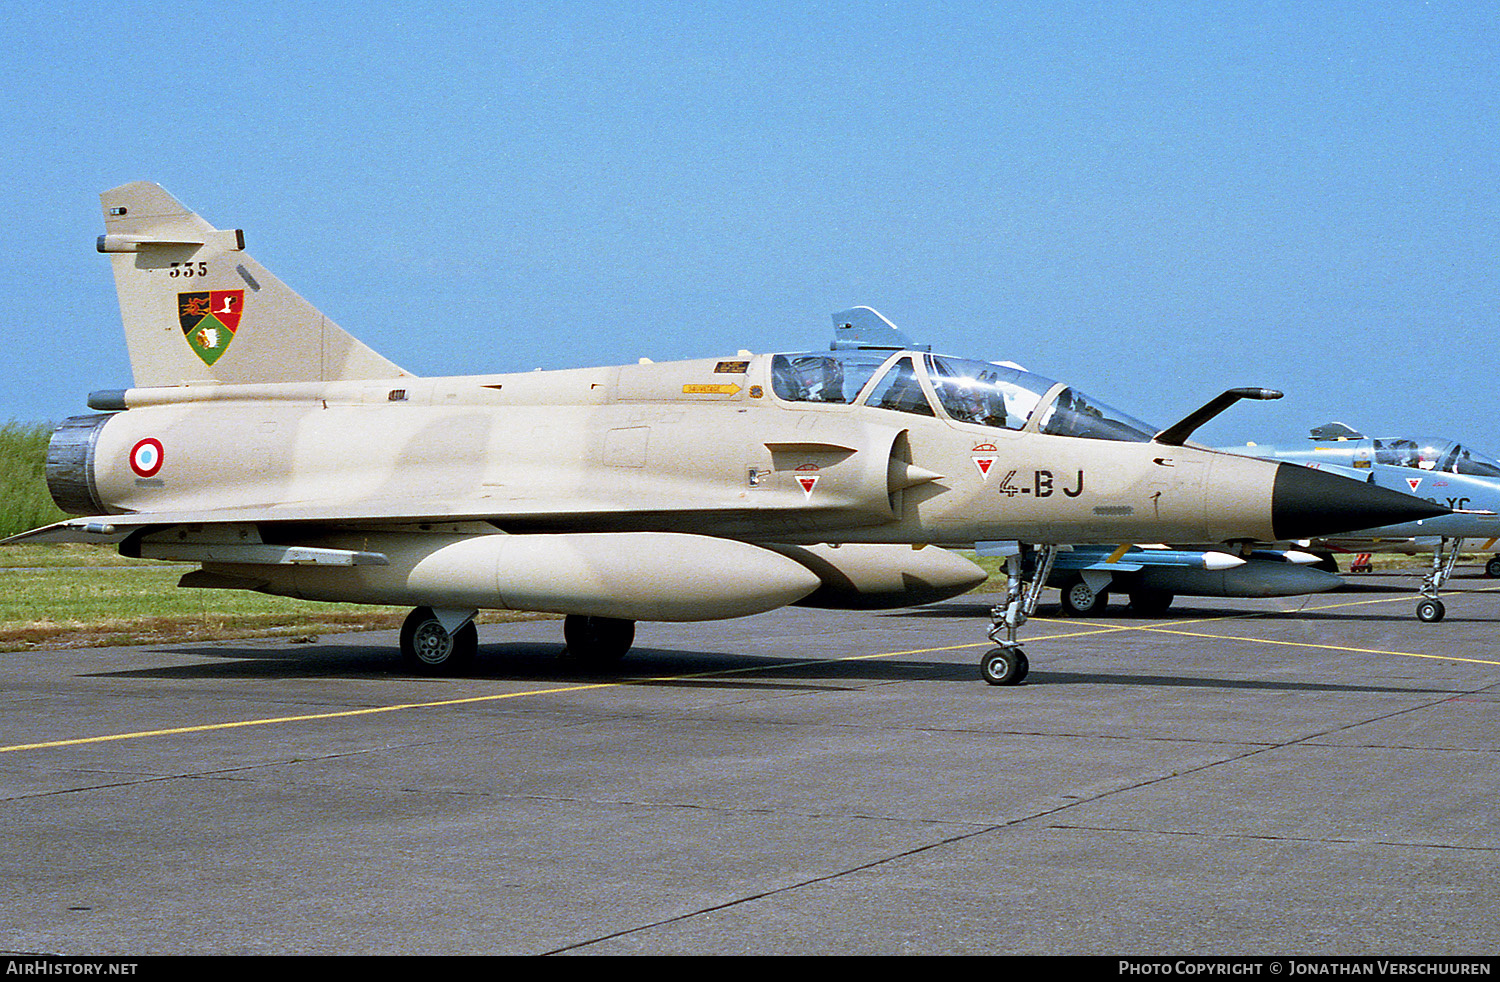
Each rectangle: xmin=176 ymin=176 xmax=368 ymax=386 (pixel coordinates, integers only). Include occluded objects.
xmin=6 ymin=583 xmax=1498 ymax=755
xmin=1298 ymin=584 xmax=1500 ymax=613
xmin=0 ymin=641 xmax=1013 ymax=755
xmin=1016 ymin=583 xmax=1500 ymax=665
xmin=827 ymin=641 xmax=989 ymax=660
xmin=0 ymin=682 xmax=630 ymax=753
xmin=1295 ymin=595 xmax=1437 ymax=612
xmin=1133 ymin=627 xmax=1500 ymax=666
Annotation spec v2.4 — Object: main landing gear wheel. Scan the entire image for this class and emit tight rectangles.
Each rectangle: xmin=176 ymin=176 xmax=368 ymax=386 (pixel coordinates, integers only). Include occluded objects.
xmin=400 ymin=606 xmax=477 ymax=673
xmin=1059 ymin=577 xmax=1109 ymax=616
xmin=563 ymin=615 xmax=635 ymax=668
xmin=1487 ymin=555 xmax=1500 ymax=578
xmin=1416 ymin=598 xmax=1446 ymax=623
xmin=981 ymin=647 xmax=1029 ymax=686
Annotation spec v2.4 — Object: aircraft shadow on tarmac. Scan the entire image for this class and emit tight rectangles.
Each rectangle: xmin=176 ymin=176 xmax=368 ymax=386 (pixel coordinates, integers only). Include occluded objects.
xmin=1335 ymin=580 xmax=1425 ymax=593
xmin=889 ymin=593 xmax=1499 ymax=624
xmin=84 ymin=639 xmax=1455 ymax=696
xmin=90 ymin=642 xmax=970 ymax=689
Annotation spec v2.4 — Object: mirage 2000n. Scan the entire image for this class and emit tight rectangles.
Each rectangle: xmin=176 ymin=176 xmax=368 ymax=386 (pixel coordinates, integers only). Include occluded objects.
xmin=5 ymin=182 xmax=1447 ymax=684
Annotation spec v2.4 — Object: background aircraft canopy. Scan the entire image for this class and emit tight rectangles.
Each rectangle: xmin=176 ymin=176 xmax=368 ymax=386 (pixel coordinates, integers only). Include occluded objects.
xmin=770 ymin=350 xmax=1158 ymax=442
xmin=1375 ymin=438 xmax=1500 ymax=477
xmin=1296 ymin=437 xmax=1500 ymax=478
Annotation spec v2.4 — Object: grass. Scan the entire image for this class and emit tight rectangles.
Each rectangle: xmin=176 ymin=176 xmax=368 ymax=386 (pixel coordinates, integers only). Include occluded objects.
xmin=0 ymin=420 xmax=65 ymax=538
xmin=0 ymin=422 xmax=549 ymax=650
xmin=0 ymin=543 xmax=167 ymax=568
xmin=0 ymin=543 xmax=550 ymax=652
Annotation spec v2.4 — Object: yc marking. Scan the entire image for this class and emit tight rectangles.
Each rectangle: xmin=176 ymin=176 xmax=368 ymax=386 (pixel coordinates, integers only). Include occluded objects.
xmin=130 ymin=438 xmax=164 ymax=477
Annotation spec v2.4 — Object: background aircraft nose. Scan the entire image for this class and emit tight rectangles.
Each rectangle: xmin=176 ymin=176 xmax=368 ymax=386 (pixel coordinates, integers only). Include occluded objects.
xmin=1271 ymin=462 xmax=1449 ymax=540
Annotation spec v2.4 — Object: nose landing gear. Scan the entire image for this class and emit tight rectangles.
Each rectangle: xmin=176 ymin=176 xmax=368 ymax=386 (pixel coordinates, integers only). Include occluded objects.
xmin=1415 ymin=537 xmax=1460 ymax=622
xmin=980 ymin=542 xmax=1057 ymax=686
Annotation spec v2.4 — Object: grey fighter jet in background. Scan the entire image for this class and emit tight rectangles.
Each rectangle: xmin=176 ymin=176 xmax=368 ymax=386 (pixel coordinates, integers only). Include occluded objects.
xmin=3 ymin=183 xmax=1445 ymax=684
xmin=1019 ymin=542 xmax=1343 ymax=617
xmin=1224 ymin=423 xmax=1500 ymax=621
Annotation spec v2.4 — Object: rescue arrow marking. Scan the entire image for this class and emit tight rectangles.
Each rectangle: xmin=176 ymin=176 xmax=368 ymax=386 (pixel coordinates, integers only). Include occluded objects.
xmin=972 ymin=444 xmax=998 ymax=480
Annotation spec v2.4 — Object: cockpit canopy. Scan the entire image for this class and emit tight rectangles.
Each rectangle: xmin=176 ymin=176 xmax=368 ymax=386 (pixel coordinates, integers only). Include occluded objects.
xmin=770 ymin=350 xmax=1158 ymax=443
xmin=1373 ymin=438 xmax=1500 ymax=478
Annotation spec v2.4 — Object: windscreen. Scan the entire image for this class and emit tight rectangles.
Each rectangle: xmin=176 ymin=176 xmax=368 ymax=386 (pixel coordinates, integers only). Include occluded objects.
xmin=923 ymin=354 xmax=1049 ymax=430
xmin=1036 ymin=386 xmax=1157 ymax=442
xmin=1448 ymin=445 xmax=1500 ymax=478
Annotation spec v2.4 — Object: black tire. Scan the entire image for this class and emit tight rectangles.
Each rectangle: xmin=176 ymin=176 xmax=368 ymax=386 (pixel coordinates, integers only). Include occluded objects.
xmin=1128 ymin=590 xmax=1175 ymax=617
xmin=1486 ymin=556 xmax=1500 ymax=578
xmin=399 ymin=607 xmax=478 ymax=673
xmin=1059 ymin=577 xmax=1108 ymax=616
xmin=563 ymin=614 xmax=635 ymax=667
xmin=981 ymin=647 xmax=1028 ymax=686
xmin=1416 ymin=598 xmax=1445 ymax=623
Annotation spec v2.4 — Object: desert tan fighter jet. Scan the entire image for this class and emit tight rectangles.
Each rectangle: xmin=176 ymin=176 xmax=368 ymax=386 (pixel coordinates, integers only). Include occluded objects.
xmin=6 ymin=182 xmax=1446 ymax=684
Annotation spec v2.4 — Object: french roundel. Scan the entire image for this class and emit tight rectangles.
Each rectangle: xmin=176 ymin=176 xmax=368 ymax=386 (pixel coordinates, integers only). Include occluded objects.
xmin=129 ymin=438 xmax=164 ymax=478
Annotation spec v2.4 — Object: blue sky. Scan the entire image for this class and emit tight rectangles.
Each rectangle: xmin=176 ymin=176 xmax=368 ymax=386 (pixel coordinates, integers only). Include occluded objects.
xmin=3 ymin=1 xmax=1495 ymax=450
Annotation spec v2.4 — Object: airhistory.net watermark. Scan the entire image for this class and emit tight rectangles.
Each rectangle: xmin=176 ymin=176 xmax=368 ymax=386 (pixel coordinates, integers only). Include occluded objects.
xmin=1117 ymin=962 xmax=1493 ymax=977
xmin=5 ymin=963 xmax=137 ymax=976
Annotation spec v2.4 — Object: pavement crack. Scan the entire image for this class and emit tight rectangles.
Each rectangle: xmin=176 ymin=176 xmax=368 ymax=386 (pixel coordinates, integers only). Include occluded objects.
xmin=1046 ymin=824 xmax=1500 ymax=853
xmin=538 ymin=820 xmax=1011 ymax=955
xmin=0 ymin=772 xmax=187 ymax=802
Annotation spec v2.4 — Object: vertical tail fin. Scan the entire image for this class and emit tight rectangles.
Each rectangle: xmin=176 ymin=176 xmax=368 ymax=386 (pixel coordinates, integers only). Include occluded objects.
xmin=98 ymin=182 xmax=408 ymax=386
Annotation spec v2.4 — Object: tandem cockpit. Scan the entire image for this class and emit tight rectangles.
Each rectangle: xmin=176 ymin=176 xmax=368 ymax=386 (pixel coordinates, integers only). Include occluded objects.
xmin=1293 ymin=422 xmax=1500 ymax=479
xmin=769 ymin=349 xmax=1159 ymax=443
xmin=1368 ymin=439 xmax=1500 ymax=479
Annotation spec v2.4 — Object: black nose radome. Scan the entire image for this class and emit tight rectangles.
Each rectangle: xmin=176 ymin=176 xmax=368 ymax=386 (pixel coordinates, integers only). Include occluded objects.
xmin=1271 ymin=463 xmax=1450 ymax=540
